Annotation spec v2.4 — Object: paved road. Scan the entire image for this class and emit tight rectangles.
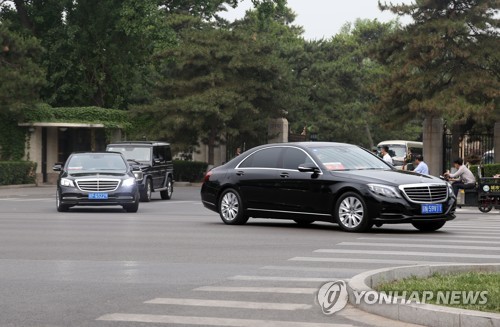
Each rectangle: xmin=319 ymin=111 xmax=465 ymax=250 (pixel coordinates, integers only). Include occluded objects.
xmin=0 ymin=186 xmax=498 ymax=327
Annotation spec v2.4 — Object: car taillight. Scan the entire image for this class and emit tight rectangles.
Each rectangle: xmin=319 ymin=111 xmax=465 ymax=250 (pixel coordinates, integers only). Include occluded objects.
xmin=203 ymin=171 xmax=212 ymax=183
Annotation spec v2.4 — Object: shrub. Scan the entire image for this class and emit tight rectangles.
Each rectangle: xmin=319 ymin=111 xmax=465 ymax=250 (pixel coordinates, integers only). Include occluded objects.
xmin=0 ymin=161 xmax=37 ymax=185
xmin=470 ymin=164 xmax=500 ymax=179
xmin=173 ymin=160 xmax=208 ymax=182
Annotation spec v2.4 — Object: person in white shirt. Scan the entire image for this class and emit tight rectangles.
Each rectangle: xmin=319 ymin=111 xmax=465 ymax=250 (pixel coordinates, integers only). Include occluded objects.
xmin=444 ymin=158 xmax=476 ymax=196
xmin=380 ymin=145 xmax=393 ymax=165
xmin=413 ymin=155 xmax=429 ymax=174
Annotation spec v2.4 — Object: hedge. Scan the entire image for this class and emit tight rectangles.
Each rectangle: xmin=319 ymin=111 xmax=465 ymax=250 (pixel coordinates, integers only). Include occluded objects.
xmin=173 ymin=160 xmax=208 ymax=182
xmin=470 ymin=164 xmax=500 ymax=179
xmin=0 ymin=161 xmax=37 ymax=185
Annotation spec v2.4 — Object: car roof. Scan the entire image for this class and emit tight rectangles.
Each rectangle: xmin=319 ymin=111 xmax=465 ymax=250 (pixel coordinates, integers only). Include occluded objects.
xmin=107 ymin=141 xmax=170 ymax=146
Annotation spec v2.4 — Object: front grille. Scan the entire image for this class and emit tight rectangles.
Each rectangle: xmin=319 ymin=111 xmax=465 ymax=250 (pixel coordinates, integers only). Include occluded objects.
xmin=400 ymin=184 xmax=448 ymax=203
xmin=76 ymin=179 xmax=120 ymax=192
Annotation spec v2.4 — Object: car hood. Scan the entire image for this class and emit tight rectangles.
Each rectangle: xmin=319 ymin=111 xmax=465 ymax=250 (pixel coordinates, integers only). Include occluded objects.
xmin=330 ymin=169 xmax=443 ymax=186
xmin=66 ymin=171 xmax=128 ymax=178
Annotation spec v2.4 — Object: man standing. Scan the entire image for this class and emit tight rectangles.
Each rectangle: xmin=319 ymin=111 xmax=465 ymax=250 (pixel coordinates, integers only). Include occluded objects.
xmin=380 ymin=145 xmax=393 ymax=165
xmin=444 ymin=158 xmax=476 ymax=196
xmin=413 ymin=155 xmax=429 ymax=175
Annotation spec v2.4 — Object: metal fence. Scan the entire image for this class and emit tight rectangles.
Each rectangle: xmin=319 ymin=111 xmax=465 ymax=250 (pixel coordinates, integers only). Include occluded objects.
xmin=443 ymin=133 xmax=494 ymax=172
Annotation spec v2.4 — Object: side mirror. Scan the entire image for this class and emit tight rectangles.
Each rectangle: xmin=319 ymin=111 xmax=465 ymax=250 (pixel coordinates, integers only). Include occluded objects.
xmin=52 ymin=163 xmax=63 ymax=172
xmin=298 ymin=163 xmax=320 ymax=174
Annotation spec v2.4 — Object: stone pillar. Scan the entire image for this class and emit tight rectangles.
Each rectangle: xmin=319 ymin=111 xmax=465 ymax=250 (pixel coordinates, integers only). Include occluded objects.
xmin=423 ymin=118 xmax=444 ymax=176
xmin=495 ymin=122 xmax=500 ymax=164
xmin=268 ymin=118 xmax=289 ymax=143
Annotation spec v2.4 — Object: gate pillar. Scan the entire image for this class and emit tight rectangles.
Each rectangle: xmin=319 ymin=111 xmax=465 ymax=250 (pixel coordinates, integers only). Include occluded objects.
xmin=423 ymin=118 xmax=444 ymax=176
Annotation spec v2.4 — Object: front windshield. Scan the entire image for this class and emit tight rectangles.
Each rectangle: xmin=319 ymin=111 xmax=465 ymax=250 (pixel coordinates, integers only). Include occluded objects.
xmin=67 ymin=154 xmax=126 ymax=171
xmin=310 ymin=145 xmax=391 ymax=171
xmin=107 ymin=146 xmax=151 ymax=162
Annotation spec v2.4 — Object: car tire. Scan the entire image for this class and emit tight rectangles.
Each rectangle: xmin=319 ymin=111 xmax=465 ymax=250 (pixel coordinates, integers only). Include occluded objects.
xmin=478 ymin=199 xmax=493 ymax=213
xmin=123 ymin=192 xmax=140 ymax=213
xmin=218 ymin=189 xmax=248 ymax=225
xmin=56 ymin=189 xmax=69 ymax=212
xmin=412 ymin=221 xmax=446 ymax=232
xmin=334 ymin=192 xmax=372 ymax=232
xmin=160 ymin=177 xmax=173 ymax=200
xmin=140 ymin=178 xmax=152 ymax=202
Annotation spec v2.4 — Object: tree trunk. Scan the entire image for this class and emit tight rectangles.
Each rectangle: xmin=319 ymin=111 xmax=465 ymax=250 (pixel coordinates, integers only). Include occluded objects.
xmin=207 ymin=127 xmax=216 ymax=165
xmin=13 ymin=0 xmax=34 ymax=33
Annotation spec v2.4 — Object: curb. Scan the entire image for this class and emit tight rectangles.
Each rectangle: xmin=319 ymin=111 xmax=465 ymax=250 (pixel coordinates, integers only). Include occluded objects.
xmin=347 ymin=263 xmax=500 ymax=327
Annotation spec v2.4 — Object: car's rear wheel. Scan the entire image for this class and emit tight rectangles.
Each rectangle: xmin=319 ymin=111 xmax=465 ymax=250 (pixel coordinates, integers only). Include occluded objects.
xmin=334 ymin=192 xmax=372 ymax=232
xmin=218 ymin=189 xmax=248 ymax=225
xmin=56 ymin=189 xmax=69 ymax=212
xmin=411 ymin=221 xmax=446 ymax=232
xmin=140 ymin=178 xmax=152 ymax=202
xmin=160 ymin=177 xmax=173 ymax=200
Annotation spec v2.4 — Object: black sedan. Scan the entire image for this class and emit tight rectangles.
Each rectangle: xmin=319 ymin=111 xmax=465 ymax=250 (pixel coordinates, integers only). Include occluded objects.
xmin=53 ymin=152 xmax=141 ymax=212
xmin=201 ymin=142 xmax=456 ymax=232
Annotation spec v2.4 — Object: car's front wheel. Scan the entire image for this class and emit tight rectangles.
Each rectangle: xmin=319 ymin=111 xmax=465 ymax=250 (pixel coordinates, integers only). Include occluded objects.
xmin=123 ymin=192 xmax=140 ymax=213
xmin=411 ymin=221 xmax=446 ymax=232
xmin=334 ymin=192 xmax=372 ymax=232
xmin=160 ymin=177 xmax=173 ymax=200
xmin=56 ymin=189 xmax=69 ymax=212
xmin=218 ymin=189 xmax=248 ymax=225
xmin=140 ymin=178 xmax=152 ymax=202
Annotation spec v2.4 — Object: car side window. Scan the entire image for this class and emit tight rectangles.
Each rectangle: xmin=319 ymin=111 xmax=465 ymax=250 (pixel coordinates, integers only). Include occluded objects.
xmin=282 ymin=148 xmax=312 ymax=170
xmin=239 ymin=148 xmax=282 ymax=168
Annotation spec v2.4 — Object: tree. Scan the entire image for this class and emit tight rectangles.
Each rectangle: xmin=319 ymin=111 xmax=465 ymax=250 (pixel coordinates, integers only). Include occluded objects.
xmin=375 ymin=0 xmax=499 ymax=128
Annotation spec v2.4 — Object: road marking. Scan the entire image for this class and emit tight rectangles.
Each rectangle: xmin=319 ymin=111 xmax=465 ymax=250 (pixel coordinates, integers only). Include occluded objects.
xmin=97 ymin=313 xmax=354 ymax=326
xmin=358 ymin=237 xmax=500 ymax=245
xmin=314 ymin=249 xmax=500 ymax=259
xmin=194 ymin=286 xmax=317 ymax=294
xmin=338 ymin=242 xmax=500 ymax=251
xmin=0 ymin=198 xmax=51 ymax=201
xmin=228 ymin=275 xmax=343 ymax=282
xmin=144 ymin=298 xmax=311 ymax=310
xmin=374 ymin=234 xmax=500 ymax=240
xmin=289 ymin=257 xmax=440 ymax=265
xmin=260 ymin=265 xmax=365 ymax=274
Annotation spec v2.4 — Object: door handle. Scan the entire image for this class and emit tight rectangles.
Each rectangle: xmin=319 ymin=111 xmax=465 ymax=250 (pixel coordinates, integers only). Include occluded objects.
xmin=280 ymin=172 xmax=289 ymax=178
xmin=236 ymin=171 xmax=245 ymax=176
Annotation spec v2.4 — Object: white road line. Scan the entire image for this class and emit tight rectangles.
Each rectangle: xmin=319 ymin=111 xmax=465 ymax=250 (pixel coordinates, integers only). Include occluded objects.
xmin=97 ymin=313 xmax=354 ymax=327
xmin=374 ymin=234 xmax=500 ymax=240
xmin=314 ymin=249 xmax=500 ymax=259
xmin=228 ymin=275 xmax=342 ymax=282
xmin=358 ymin=237 xmax=500 ymax=245
xmin=145 ymin=298 xmax=311 ymax=310
xmin=338 ymin=242 xmax=500 ymax=251
xmin=260 ymin=265 xmax=365 ymax=273
xmin=194 ymin=286 xmax=317 ymax=294
xmin=289 ymin=257 xmax=440 ymax=265
xmin=0 ymin=198 xmax=51 ymax=201
xmin=444 ymin=227 xmax=500 ymax=232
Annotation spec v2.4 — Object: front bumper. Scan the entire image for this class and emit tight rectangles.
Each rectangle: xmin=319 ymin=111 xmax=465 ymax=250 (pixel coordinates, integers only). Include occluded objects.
xmin=59 ymin=186 xmax=138 ymax=206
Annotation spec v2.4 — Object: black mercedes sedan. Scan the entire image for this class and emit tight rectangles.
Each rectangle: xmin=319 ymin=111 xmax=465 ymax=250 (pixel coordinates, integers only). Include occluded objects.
xmin=53 ymin=152 xmax=141 ymax=212
xmin=201 ymin=142 xmax=456 ymax=232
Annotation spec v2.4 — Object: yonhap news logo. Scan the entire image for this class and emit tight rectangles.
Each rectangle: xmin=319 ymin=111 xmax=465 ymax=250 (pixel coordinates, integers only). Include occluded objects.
xmin=316 ymin=280 xmax=349 ymax=315
xmin=316 ymin=280 xmax=489 ymax=315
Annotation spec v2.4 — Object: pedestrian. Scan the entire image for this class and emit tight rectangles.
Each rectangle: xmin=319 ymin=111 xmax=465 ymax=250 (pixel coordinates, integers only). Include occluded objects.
xmin=380 ymin=145 xmax=393 ymax=165
xmin=235 ymin=147 xmax=241 ymax=156
xmin=413 ymin=154 xmax=429 ymax=175
xmin=444 ymin=158 xmax=476 ymax=196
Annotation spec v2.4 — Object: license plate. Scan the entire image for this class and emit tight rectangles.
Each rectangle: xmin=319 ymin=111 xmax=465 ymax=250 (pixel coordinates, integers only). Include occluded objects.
xmin=421 ymin=203 xmax=443 ymax=214
xmin=88 ymin=193 xmax=108 ymax=199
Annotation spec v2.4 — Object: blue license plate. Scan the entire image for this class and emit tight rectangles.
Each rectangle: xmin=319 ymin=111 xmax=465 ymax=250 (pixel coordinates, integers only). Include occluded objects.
xmin=89 ymin=193 xmax=108 ymax=199
xmin=421 ymin=203 xmax=443 ymax=214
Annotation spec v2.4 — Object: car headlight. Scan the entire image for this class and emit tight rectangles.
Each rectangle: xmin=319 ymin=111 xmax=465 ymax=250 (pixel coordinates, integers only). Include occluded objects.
xmin=368 ymin=184 xmax=401 ymax=198
xmin=122 ymin=178 xmax=136 ymax=187
xmin=60 ymin=178 xmax=74 ymax=187
xmin=133 ymin=171 xmax=143 ymax=181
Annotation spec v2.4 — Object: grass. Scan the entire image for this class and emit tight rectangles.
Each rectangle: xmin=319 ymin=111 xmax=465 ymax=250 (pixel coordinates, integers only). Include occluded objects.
xmin=375 ymin=271 xmax=500 ymax=313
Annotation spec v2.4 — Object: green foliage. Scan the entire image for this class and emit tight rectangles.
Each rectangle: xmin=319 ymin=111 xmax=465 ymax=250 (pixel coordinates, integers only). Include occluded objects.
xmin=0 ymin=20 xmax=45 ymax=114
xmin=0 ymin=112 xmax=27 ymax=160
xmin=0 ymin=161 xmax=37 ymax=185
xmin=470 ymin=164 xmax=500 ymax=179
xmin=22 ymin=105 xmax=131 ymax=129
xmin=173 ymin=160 xmax=208 ymax=182
xmin=375 ymin=0 xmax=500 ymax=128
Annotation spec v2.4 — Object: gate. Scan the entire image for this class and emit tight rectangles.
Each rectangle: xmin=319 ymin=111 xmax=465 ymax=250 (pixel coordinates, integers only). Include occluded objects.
xmin=443 ymin=133 xmax=494 ymax=172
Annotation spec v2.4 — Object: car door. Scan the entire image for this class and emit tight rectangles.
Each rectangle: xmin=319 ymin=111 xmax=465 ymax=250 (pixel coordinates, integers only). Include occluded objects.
xmin=276 ymin=147 xmax=331 ymax=215
xmin=152 ymin=146 xmax=167 ymax=188
xmin=234 ymin=147 xmax=283 ymax=212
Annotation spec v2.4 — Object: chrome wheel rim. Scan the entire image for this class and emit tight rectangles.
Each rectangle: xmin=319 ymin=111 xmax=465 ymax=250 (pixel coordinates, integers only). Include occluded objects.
xmin=221 ymin=192 xmax=239 ymax=221
xmin=167 ymin=180 xmax=172 ymax=197
xmin=338 ymin=196 xmax=364 ymax=228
